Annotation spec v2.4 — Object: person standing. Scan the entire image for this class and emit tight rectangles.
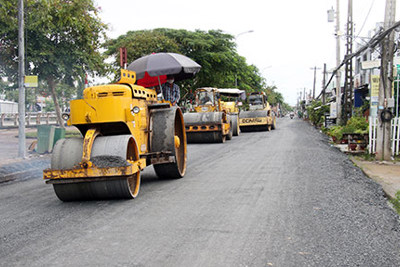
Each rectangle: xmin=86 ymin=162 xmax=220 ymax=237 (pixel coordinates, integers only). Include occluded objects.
xmin=161 ymin=75 xmax=180 ymax=106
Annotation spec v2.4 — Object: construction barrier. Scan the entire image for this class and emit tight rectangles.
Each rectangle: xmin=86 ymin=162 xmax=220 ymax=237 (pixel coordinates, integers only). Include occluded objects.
xmin=0 ymin=112 xmax=58 ymax=128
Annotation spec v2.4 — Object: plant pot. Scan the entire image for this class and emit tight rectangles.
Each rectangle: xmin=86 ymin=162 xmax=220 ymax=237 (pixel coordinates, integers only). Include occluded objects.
xmin=348 ymin=143 xmax=357 ymax=151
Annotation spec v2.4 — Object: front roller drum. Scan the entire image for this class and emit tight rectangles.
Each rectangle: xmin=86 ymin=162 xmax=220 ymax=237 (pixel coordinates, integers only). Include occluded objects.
xmin=184 ymin=112 xmax=226 ymax=143
xmin=52 ymin=177 xmax=140 ymax=201
xmin=186 ymin=131 xmax=225 ymax=143
xmin=50 ymin=135 xmax=140 ymax=201
xmin=151 ymin=107 xmax=187 ymax=179
xmin=239 ymin=110 xmax=270 ymax=132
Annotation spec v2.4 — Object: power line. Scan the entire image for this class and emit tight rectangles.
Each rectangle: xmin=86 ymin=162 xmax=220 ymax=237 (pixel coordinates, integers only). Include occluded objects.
xmin=355 ymin=0 xmax=376 ymax=39
xmin=318 ymin=19 xmax=400 ymax=99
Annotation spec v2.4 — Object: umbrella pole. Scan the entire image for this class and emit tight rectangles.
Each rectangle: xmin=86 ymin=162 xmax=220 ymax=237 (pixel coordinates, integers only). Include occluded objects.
xmin=158 ymin=76 xmax=165 ymax=100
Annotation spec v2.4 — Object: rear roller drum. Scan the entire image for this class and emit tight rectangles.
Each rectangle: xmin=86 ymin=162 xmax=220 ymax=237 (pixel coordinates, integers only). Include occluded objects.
xmin=232 ymin=114 xmax=240 ymax=136
xmin=226 ymin=118 xmax=233 ymax=141
xmin=51 ymin=135 xmax=140 ymax=201
xmin=151 ymin=107 xmax=187 ymax=179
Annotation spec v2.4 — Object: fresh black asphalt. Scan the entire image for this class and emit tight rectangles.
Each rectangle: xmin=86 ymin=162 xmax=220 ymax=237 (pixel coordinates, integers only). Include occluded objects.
xmin=0 ymin=118 xmax=399 ymax=266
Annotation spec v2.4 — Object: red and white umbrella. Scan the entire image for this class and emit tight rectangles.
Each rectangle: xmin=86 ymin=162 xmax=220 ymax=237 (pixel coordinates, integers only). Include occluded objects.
xmin=127 ymin=52 xmax=201 ymax=87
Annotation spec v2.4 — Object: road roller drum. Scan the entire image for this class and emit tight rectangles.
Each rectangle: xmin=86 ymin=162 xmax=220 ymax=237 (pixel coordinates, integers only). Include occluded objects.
xmin=50 ymin=135 xmax=141 ymax=201
xmin=184 ymin=112 xmax=230 ymax=143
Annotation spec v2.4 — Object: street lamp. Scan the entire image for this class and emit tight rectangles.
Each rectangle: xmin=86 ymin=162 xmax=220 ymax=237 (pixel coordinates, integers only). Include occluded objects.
xmin=235 ymin=30 xmax=254 ymax=39
xmin=261 ymin=65 xmax=272 ymax=84
xmin=234 ymin=30 xmax=254 ymax=87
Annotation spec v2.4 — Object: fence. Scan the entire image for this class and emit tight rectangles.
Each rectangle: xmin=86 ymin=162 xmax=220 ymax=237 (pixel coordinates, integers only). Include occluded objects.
xmin=369 ymin=116 xmax=400 ymax=156
xmin=0 ymin=112 xmax=58 ymax=128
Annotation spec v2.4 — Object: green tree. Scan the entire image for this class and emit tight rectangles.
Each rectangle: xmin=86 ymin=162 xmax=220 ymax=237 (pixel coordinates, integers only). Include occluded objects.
xmin=104 ymin=30 xmax=180 ymax=72
xmin=104 ymin=29 xmax=266 ymax=96
xmin=0 ymin=0 xmax=108 ymax=127
xmin=104 ymin=28 xmax=293 ymax=111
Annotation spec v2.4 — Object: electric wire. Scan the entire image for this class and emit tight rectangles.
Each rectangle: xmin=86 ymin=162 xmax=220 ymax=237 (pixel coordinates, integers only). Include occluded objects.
xmin=355 ymin=0 xmax=376 ymax=39
xmin=318 ymin=20 xmax=400 ymax=99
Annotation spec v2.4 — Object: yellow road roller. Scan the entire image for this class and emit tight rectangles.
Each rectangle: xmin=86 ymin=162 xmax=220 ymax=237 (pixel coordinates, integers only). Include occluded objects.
xmin=43 ymin=69 xmax=187 ymax=201
xmin=218 ymin=88 xmax=246 ymax=137
xmin=183 ymin=87 xmax=232 ymax=143
xmin=239 ymin=92 xmax=276 ymax=132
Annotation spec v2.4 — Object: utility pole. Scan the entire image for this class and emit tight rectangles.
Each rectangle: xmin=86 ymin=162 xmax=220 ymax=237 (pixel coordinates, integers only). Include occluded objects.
xmin=322 ymin=63 xmax=327 ymax=105
xmin=342 ymin=0 xmax=354 ymax=125
xmin=335 ymin=0 xmax=342 ymax=125
xmin=18 ymin=0 xmax=26 ymax=158
xmin=310 ymin=66 xmax=321 ymax=99
xmin=376 ymin=0 xmax=396 ymax=161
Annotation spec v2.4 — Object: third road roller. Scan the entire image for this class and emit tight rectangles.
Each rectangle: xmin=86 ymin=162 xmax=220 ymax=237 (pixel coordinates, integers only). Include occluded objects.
xmin=239 ymin=92 xmax=276 ymax=132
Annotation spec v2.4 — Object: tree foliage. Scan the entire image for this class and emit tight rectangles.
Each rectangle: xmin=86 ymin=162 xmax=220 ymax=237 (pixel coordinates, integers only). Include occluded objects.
xmin=0 ymin=0 xmax=108 ymax=126
xmin=104 ymin=29 xmax=266 ymax=96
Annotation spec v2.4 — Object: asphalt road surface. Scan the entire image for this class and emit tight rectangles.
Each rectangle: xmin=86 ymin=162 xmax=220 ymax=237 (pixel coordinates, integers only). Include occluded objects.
xmin=1 ymin=118 xmax=400 ymax=266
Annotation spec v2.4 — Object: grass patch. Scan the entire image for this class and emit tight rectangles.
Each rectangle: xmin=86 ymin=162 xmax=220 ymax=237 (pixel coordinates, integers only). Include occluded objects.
xmin=26 ymin=130 xmax=81 ymax=139
xmin=390 ymin=191 xmax=400 ymax=215
xmin=358 ymin=153 xmax=376 ymax=161
xmin=352 ymin=153 xmax=376 ymax=162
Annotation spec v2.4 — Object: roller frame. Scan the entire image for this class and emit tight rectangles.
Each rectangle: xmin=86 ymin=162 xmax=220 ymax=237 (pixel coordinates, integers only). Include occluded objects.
xmin=43 ymin=158 xmax=146 ymax=181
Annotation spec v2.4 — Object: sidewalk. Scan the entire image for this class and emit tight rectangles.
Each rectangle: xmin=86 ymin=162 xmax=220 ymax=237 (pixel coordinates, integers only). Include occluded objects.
xmin=351 ymin=157 xmax=400 ymax=199
xmin=0 ymin=127 xmax=41 ymax=166
xmin=332 ymin=143 xmax=400 ymax=200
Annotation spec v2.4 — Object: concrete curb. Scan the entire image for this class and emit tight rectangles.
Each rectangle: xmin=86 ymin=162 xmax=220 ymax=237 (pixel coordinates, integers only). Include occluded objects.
xmin=0 ymin=156 xmax=50 ymax=184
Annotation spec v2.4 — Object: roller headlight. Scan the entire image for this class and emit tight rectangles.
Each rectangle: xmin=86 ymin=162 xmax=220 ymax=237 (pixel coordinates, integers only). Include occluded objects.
xmin=132 ymin=106 xmax=140 ymax=114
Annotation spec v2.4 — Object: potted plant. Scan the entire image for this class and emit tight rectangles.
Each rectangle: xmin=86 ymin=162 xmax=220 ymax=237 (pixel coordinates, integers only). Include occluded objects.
xmin=327 ymin=115 xmax=369 ymax=144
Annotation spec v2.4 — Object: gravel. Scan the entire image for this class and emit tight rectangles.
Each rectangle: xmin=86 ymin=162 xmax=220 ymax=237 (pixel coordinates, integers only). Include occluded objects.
xmin=91 ymin=155 xmax=130 ymax=168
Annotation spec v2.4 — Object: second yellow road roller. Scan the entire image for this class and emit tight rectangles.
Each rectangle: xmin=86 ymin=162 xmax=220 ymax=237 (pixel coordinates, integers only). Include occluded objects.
xmin=183 ymin=87 xmax=233 ymax=143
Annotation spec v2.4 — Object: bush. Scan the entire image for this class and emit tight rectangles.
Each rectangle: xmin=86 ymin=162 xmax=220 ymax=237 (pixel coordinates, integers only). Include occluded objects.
xmin=307 ymin=100 xmax=329 ymax=127
xmin=327 ymin=115 xmax=369 ymax=141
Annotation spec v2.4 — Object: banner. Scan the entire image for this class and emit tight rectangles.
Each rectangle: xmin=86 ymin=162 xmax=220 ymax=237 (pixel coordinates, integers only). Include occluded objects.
xmin=370 ymin=75 xmax=379 ymax=117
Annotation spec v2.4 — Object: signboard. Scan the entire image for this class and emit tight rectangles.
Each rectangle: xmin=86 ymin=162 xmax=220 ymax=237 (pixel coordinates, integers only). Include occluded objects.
xmin=24 ymin=75 xmax=38 ymax=87
xmin=330 ymin=102 xmax=337 ymax=118
xmin=370 ymin=75 xmax=380 ymax=117
xmin=362 ymin=58 xmax=400 ymax=70
xmin=361 ymin=60 xmax=380 ymax=70
xmin=370 ymin=75 xmax=379 ymax=105
xmin=324 ymin=115 xmax=336 ymax=128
